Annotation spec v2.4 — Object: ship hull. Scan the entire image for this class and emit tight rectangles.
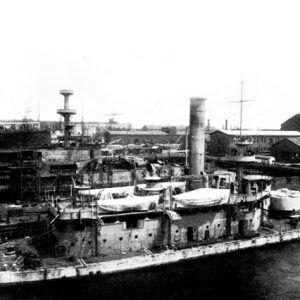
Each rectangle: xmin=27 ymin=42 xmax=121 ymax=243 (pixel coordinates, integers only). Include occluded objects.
xmin=1 ymin=229 xmax=300 ymax=287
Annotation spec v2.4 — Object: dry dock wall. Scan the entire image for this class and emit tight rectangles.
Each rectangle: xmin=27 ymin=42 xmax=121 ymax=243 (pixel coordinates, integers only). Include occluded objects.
xmin=0 ymin=131 xmax=51 ymax=149
xmin=82 ymin=166 xmax=182 ymax=187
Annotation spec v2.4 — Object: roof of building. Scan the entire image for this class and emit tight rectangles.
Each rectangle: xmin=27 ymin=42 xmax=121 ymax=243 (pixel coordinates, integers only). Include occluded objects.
xmin=108 ymin=130 xmax=168 ymax=135
xmin=281 ymin=113 xmax=300 ymax=129
xmin=212 ymin=130 xmax=300 ymax=137
xmin=281 ymin=137 xmax=300 ymax=148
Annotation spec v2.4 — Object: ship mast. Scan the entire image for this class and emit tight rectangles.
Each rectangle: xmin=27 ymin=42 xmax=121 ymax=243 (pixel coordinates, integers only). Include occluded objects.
xmin=81 ymin=100 xmax=84 ymax=137
xmin=239 ymin=80 xmax=243 ymax=138
xmin=230 ymin=79 xmax=256 ymax=140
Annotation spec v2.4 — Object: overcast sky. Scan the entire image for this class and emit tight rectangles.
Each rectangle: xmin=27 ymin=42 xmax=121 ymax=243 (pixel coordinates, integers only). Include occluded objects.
xmin=0 ymin=0 xmax=299 ymax=129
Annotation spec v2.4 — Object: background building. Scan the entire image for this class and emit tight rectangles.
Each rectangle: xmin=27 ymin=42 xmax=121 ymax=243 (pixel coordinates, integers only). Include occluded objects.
xmin=106 ymin=130 xmax=182 ymax=145
xmin=0 ymin=130 xmax=51 ymax=149
xmin=271 ymin=137 xmax=300 ymax=162
xmin=209 ymin=130 xmax=300 ymax=156
xmin=41 ymin=120 xmax=132 ymax=137
xmin=281 ymin=113 xmax=300 ymax=131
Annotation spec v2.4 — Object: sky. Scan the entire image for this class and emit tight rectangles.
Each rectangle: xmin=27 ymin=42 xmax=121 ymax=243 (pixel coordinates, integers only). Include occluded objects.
xmin=0 ymin=0 xmax=300 ymax=130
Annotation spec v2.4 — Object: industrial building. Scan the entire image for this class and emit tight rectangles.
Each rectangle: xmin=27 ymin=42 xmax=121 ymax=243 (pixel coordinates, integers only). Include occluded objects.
xmin=0 ymin=119 xmax=132 ymax=139
xmin=271 ymin=137 xmax=300 ymax=162
xmin=0 ymin=130 xmax=51 ymax=149
xmin=209 ymin=130 xmax=300 ymax=156
xmin=107 ymin=130 xmax=183 ymax=145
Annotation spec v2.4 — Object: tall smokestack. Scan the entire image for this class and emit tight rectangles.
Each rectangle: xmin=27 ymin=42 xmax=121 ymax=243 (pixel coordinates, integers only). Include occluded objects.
xmin=188 ymin=97 xmax=206 ymax=175
xmin=225 ymin=119 xmax=228 ymax=130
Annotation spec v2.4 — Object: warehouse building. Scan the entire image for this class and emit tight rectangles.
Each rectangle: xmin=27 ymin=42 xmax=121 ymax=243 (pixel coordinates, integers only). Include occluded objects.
xmin=271 ymin=137 xmax=300 ymax=162
xmin=210 ymin=130 xmax=300 ymax=156
xmin=107 ymin=130 xmax=181 ymax=145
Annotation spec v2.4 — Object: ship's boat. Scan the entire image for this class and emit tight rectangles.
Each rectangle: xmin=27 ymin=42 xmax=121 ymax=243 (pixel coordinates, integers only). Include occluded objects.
xmin=135 ymin=180 xmax=186 ymax=196
xmin=173 ymin=188 xmax=230 ymax=209
xmin=270 ymin=188 xmax=300 ymax=212
xmin=78 ymin=185 xmax=135 ymax=199
xmin=51 ymin=178 xmax=186 ymax=220
xmin=77 ymin=180 xmax=186 ymax=200
xmin=97 ymin=194 xmax=159 ymax=213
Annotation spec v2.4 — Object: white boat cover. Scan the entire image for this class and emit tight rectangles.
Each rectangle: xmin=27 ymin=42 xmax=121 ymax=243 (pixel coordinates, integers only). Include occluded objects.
xmin=271 ymin=188 xmax=300 ymax=199
xmin=97 ymin=194 xmax=159 ymax=213
xmin=136 ymin=181 xmax=186 ymax=191
xmin=174 ymin=188 xmax=230 ymax=208
xmin=78 ymin=186 xmax=135 ymax=198
xmin=78 ymin=181 xmax=185 ymax=200
xmin=79 ymin=182 xmax=185 ymax=199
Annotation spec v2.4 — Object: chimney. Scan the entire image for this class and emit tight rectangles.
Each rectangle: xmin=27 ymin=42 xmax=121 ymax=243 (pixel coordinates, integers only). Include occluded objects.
xmin=225 ymin=119 xmax=228 ymax=130
xmin=207 ymin=119 xmax=210 ymax=132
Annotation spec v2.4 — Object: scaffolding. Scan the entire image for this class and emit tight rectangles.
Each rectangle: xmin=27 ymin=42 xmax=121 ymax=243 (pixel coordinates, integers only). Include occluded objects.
xmin=15 ymin=149 xmax=42 ymax=202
